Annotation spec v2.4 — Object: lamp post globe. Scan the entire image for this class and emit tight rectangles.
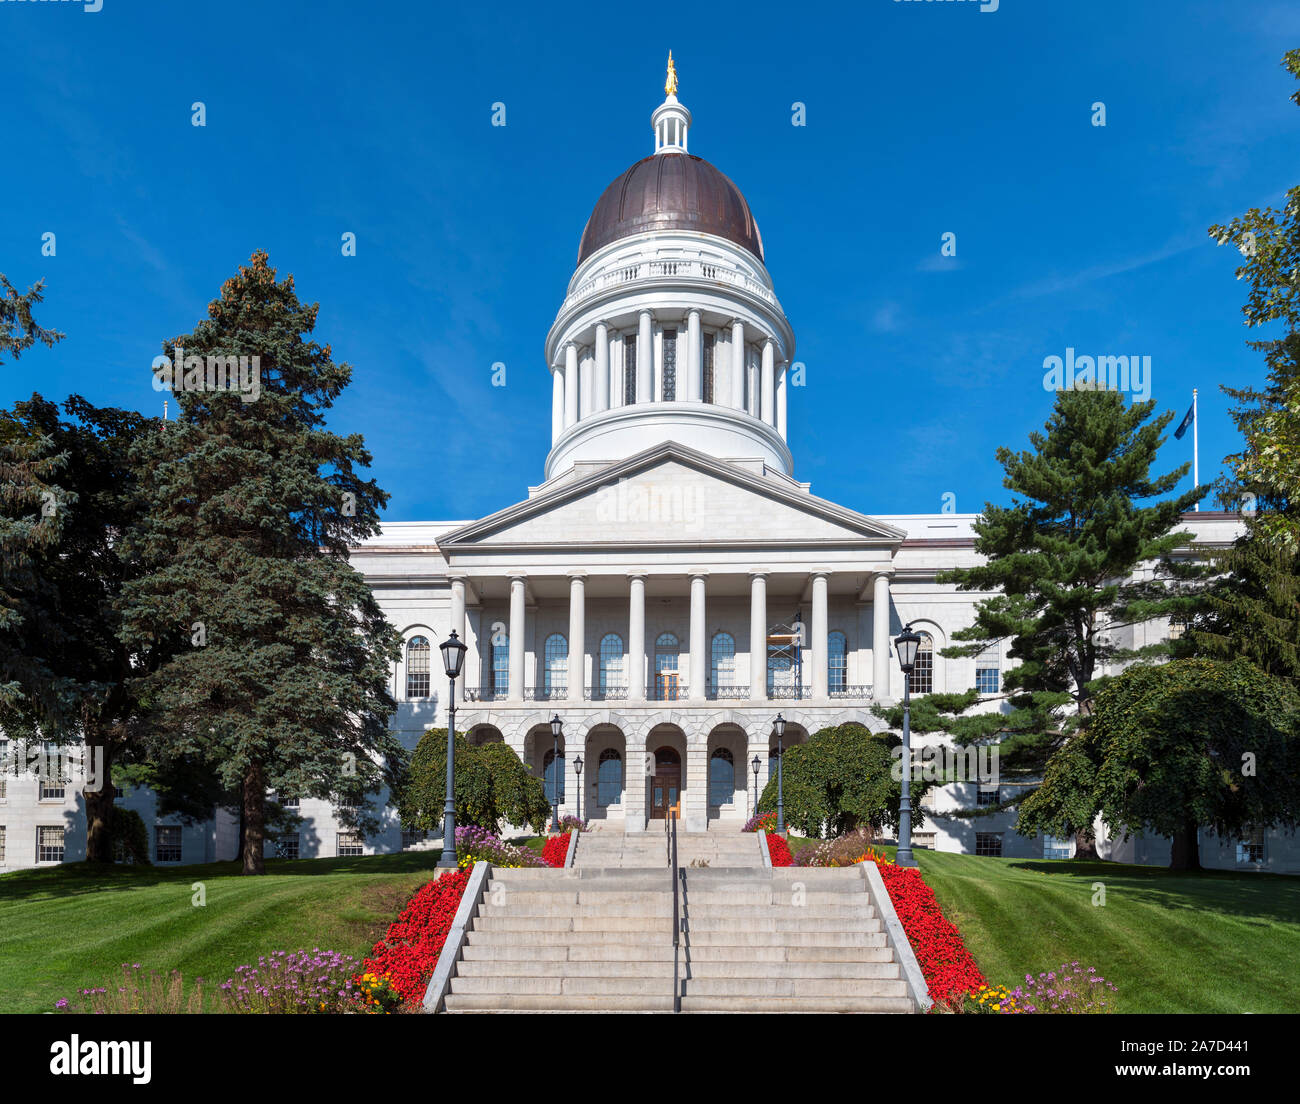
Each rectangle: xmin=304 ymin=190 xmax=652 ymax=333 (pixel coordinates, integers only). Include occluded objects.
xmin=436 ymin=630 xmax=468 ymax=868
xmin=892 ymin=625 xmax=922 ymax=868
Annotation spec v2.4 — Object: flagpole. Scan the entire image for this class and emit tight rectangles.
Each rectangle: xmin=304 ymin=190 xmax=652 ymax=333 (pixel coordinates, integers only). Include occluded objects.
xmin=1192 ymin=388 xmax=1199 ymax=511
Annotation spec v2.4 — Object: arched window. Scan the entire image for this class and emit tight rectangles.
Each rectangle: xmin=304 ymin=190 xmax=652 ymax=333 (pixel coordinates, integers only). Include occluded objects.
xmin=655 ymin=633 xmax=680 ymax=700
xmin=710 ymin=631 xmax=735 ymax=694
xmin=828 ymin=631 xmax=848 ymax=693
xmin=909 ymin=632 xmax=934 ymax=695
xmin=491 ymin=631 xmax=509 ymax=696
xmin=709 ymin=747 xmax=735 ymax=807
xmin=599 ymin=633 xmax=625 ymax=695
xmin=542 ymin=748 xmax=565 ymax=804
xmin=543 ymin=632 xmax=567 ymax=697
xmin=597 ymin=748 xmax=623 ymax=807
xmin=405 ymin=636 xmax=430 ymax=699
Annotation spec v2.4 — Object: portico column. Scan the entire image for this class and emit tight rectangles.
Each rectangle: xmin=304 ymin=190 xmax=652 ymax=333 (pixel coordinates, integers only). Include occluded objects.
xmin=594 ymin=323 xmax=610 ymax=413
xmin=568 ymin=574 xmax=585 ymax=702
xmin=685 ymin=739 xmax=708 ymax=832
xmin=872 ymin=571 xmax=892 ymax=700
xmin=749 ymin=572 xmax=768 ymax=700
xmin=508 ymin=575 xmax=526 ymax=703
xmin=811 ymin=571 xmax=829 ymax=698
xmin=628 ymin=573 xmax=647 ymax=700
xmin=730 ymin=320 xmax=745 ymax=410
xmin=637 ymin=311 xmax=652 ymax=404
xmin=687 ymin=309 xmax=702 ymax=401
xmin=551 ymin=369 xmax=564 ymax=444
xmin=760 ymin=339 xmax=775 ymax=425
xmin=450 ymin=577 xmax=467 ymax=704
xmin=626 ymin=739 xmax=647 ymax=832
xmin=563 ymin=344 xmax=578 ymax=428
xmin=689 ymin=573 xmax=707 ymax=700
xmin=776 ymin=363 xmax=788 ymax=439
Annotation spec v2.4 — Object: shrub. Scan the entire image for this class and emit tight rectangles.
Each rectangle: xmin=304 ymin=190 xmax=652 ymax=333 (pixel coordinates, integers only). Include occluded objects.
xmin=1001 ymin=962 xmax=1117 ymax=1014
xmin=743 ymin=811 xmax=776 ymax=833
xmin=56 ymin=963 xmax=202 ymax=1013
xmin=541 ymin=832 xmax=571 ymax=867
xmin=455 ymin=825 xmax=546 ymax=868
xmin=794 ymin=827 xmax=878 ymax=867
xmin=364 ymin=867 xmax=471 ymax=1004
xmin=109 ymin=807 xmax=151 ymax=866
xmin=555 ymin=815 xmax=587 ymax=833
xmin=765 ymin=833 xmax=793 ymax=866
xmin=219 ymin=949 xmax=362 ymax=1013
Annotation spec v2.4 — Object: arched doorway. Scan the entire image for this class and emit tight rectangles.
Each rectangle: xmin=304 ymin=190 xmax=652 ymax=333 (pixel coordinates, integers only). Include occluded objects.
xmin=649 ymin=746 xmax=681 ymax=820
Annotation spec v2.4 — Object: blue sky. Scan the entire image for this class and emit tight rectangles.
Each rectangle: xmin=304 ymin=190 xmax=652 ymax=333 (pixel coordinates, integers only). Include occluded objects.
xmin=2 ymin=0 xmax=1297 ymax=522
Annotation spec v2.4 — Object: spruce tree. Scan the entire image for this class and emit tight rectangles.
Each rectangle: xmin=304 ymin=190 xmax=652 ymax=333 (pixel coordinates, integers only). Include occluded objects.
xmin=121 ymin=252 xmax=401 ymax=874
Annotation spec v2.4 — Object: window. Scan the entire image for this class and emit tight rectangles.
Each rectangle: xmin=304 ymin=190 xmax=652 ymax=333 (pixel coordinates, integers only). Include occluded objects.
xmin=599 ymin=633 xmax=625 ymax=695
xmin=1237 ymin=828 xmax=1265 ymax=864
xmin=828 ymin=631 xmax=848 ymax=693
xmin=1043 ymin=834 xmax=1074 ymax=860
xmin=709 ymin=748 xmax=735 ymax=807
xmin=114 ymin=785 xmax=125 ymax=798
xmin=0 ymin=739 xmax=7 ymax=800
xmin=908 ymin=633 xmax=934 ymax=695
xmin=974 ymin=832 xmax=1003 ymax=857
xmin=975 ymin=643 xmax=1000 ymax=695
xmin=281 ymin=794 xmax=300 ymax=809
xmin=543 ymin=749 xmax=565 ymax=804
xmin=597 ymin=749 xmax=623 ymax=807
xmin=703 ymin=333 xmax=716 ymax=403
xmin=543 ymin=632 xmax=568 ymax=697
xmin=654 ymin=633 xmax=680 ymax=699
xmin=401 ymin=827 xmax=426 ymax=850
xmin=710 ymin=632 xmax=735 ymax=694
xmin=491 ymin=631 xmax=509 ymax=696
xmin=37 ymin=825 xmax=65 ymax=863
xmin=624 ymin=335 xmax=637 ymax=404
xmin=0 ymin=826 xmax=5 ymax=863
xmin=662 ymin=328 xmax=677 ymax=400
xmin=156 ymin=825 xmax=182 ymax=863
xmin=1168 ymin=615 xmax=1188 ymax=642
xmin=39 ymin=778 xmax=66 ymax=801
xmin=976 ymin=785 xmax=1000 ymax=808
xmin=337 ymin=832 xmax=364 ymax=857
xmin=405 ymin=636 xmax=431 ymax=699
xmin=276 ymin=835 xmax=300 ymax=860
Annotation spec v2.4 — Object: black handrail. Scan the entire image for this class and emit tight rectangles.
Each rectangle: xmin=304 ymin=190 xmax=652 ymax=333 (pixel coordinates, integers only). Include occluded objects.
xmin=669 ymin=806 xmax=681 ymax=1013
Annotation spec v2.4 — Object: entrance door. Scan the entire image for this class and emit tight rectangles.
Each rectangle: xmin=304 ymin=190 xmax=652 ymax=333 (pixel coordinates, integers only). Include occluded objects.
xmin=649 ymin=746 xmax=681 ymax=819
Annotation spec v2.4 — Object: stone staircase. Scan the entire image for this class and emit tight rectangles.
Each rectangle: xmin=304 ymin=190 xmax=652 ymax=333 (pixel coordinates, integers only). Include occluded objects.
xmin=440 ymin=830 xmax=918 ymax=1013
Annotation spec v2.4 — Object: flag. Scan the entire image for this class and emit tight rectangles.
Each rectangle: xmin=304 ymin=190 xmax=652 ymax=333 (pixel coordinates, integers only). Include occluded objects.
xmin=1174 ymin=403 xmax=1195 ymax=440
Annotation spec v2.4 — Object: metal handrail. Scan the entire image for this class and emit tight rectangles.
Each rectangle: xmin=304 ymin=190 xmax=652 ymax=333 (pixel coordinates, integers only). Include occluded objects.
xmin=669 ymin=806 xmax=681 ymax=1014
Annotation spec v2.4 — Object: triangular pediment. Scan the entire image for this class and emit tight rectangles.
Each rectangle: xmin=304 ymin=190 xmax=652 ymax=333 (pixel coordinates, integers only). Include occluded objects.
xmin=437 ymin=443 xmax=905 ymax=551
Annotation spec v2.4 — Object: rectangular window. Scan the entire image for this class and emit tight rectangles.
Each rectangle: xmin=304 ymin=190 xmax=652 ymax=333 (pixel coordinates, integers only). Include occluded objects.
xmin=975 ymin=832 xmax=1003 ymax=857
xmin=1168 ymin=615 xmax=1187 ymax=641
xmin=39 ymin=779 xmax=66 ymax=801
xmin=281 ymin=794 xmax=299 ymax=809
xmin=624 ymin=335 xmax=637 ymax=404
xmin=276 ymin=835 xmax=300 ymax=860
xmin=975 ymin=643 xmax=1000 ymax=695
xmin=1236 ymin=828 xmax=1265 ymax=864
xmin=37 ymin=825 xmax=65 ymax=863
xmin=491 ymin=634 xmax=509 ymax=697
xmin=155 ymin=825 xmax=182 ymax=863
xmin=337 ymin=832 xmax=364 ymax=857
xmin=908 ymin=637 xmax=934 ymax=695
xmin=976 ymin=785 xmax=1000 ymax=808
xmin=1043 ymin=834 xmax=1074 ymax=860
xmin=662 ymin=328 xmax=677 ymax=400
xmin=0 ymin=826 xmax=5 ymax=863
xmin=0 ymin=739 xmax=8 ymax=800
xmin=702 ymin=333 xmax=716 ymax=403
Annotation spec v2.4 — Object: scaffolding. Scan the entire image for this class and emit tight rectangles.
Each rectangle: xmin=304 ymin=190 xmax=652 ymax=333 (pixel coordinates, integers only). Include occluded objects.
xmin=766 ymin=610 xmax=804 ymax=694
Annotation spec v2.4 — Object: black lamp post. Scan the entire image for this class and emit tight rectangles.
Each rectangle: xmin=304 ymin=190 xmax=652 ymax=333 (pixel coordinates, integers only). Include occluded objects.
xmin=573 ymin=754 xmax=583 ymax=823
xmin=751 ymin=754 xmax=761 ymax=818
xmin=772 ymin=712 xmax=786 ymax=834
xmin=436 ymin=630 xmax=467 ymax=868
xmin=549 ymin=714 xmax=563 ymax=831
xmin=893 ymin=624 xmax=922 ymax=868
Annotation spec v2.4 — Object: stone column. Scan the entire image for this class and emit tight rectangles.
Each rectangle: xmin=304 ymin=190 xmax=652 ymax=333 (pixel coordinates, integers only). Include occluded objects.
xmin=731 ymin=320 xmax=746 ymax=410
xmin=687 ymin=309 xmax=702 ymax=402
xmin=689 ymin=573 xmax=707 ymax=700
xmin=749 ymin=572 xmax=767 ymax=700
xmin=563 ymin=343 xmax=578 ymax=428
xmin=761 ymin=339 xmax=775 ymax=425
xmin=625 ymin=737 xmax=647 ymax=833
xmin=810 ymin=571 xmax=829 ymax=698
xmin=450 ymin=577 xmax=466 ymax=703
xmin=748 ymin=350 xmax=760 ymax=418
xmin=508 ymin=575 xmax=526 ymax=702
xmin=637 ymin=311 xmax=652 ymax=404
xmin=567 ymin=574 xmax=585 ymax=703
xmin=579 ymin=348 xmax=593 ymax=420
xmin=551 ymin=369 xmax=564 ymax=444
xmin=872 ymin=571 xmax=892 ymax=700
xmin=628 ymin=573 xmax=646 ymax=700
xmin=563 ymin=730 xmax=582 ymax=822
xmin=685 ymin=740 xmax=708 ymax=832
xmin=594 ymin=322 xmax=609 ymax=413
xmin=776 ymin=363 xmax=788 ymax=439
xmin=746 ymin=728 xmax=769 ymax=819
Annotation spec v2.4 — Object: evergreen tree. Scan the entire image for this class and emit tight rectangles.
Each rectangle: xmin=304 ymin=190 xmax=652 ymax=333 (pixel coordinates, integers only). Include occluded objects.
xmin=121 ymin=251 xmax=401 ymax=874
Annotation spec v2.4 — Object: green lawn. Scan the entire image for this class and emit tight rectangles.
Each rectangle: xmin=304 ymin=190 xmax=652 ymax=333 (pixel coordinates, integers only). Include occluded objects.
xmin=0 ymin=852 xmax=444 ymax=1014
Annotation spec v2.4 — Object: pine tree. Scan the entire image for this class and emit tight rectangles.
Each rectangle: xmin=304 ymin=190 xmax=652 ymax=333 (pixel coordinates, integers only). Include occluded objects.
xmin=121 ymin=251 xmax=402 ymax=874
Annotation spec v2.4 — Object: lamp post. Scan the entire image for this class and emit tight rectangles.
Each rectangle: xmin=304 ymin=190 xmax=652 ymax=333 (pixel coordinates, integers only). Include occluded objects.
xmin=549 ymin=714 xmax=563 ymax=831
xmin=893 ymin=624 xmax=921 ymax=868
xmin=573 ymin=754 xmax=583 ymax=823
xmin=751 ymin=754 xmax=761 ymax=818
xmin=436 ymin=630 xmax=467 ymax=868
xmin=772 ymin=713 xmax=786 ymax=834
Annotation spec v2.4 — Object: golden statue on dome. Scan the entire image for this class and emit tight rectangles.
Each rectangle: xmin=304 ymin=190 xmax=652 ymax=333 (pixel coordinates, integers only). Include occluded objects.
xmin=665 ymin=51 xmax=678 ymax=97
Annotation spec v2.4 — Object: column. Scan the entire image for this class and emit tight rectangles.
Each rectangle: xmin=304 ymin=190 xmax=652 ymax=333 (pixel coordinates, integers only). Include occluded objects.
xmin=551 ymin=369 xmax=564 ymax=443
xmin=811 ymin=571 xmax=828 ymax=698
xmin=563 ymin=732 xmax=582 ymax=821
xmin=595 ymin=323 xmax=609 ymax=413
xmin=687 ymin=309 xmax=702 ymax=401
xmin=625 ymin=739 xmax=647 ymax=833
xmin=563 ymin=344 xmax=578 ymax=428
xmin=872 ymin=572 xmax=892 ymax=699
xmin=731 ymin=320 xmax=746 ymax=410
xmin=685 ymin=740 xmax=708 ymax=832
xmin=748 ymin=350 xmax=759 ymax=417
xmin=749 ymin=572 xmax=767 ymax=700
xmin=579 ymin=348 xmax=593 ymax=420
xmin=628 ymin=573 xmax=646 ymax=700
xmin=508 ymin=575 xmax=526 ymax=702
xmin=568 ymin=574 xmax=585 ymax=702
xmin=637 ymin=311 xmax=652 ymax=404
xmin=776 ymin=363 xmax=788 ymax=439
xmin=450 ymin=578 xmax=467 ymax=703
xmin=760 ymin=339 xmax=775 ymax=425
xmin=689 ymin=573 xmax=707 ymax=700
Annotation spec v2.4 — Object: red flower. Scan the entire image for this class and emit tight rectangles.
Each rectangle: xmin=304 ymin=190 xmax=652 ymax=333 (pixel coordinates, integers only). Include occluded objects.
xmin=362 ymin=868 xmax=470 ymax=1004
xmin=766 ymin=833 xmax=793 ymax=867
xmin=541 ymin=832 xmax=571 ymax=867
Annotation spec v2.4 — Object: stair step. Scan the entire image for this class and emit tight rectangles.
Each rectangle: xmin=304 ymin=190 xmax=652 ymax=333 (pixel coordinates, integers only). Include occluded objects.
xmin=445 ymin=995 xmax=677 ymax=1013
xmin=682 ymin=977 xmax=908 ymax=998
xmin=678 ymin=995 xmax=915 ymax=1014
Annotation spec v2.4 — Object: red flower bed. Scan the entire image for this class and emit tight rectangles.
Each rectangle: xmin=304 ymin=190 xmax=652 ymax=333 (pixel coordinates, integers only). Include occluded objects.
xmin=765 ymin=832 xmax=793 ymax=866
xmin=362 ymin=867 xmax=470 ymax=1004
xmin=871 ymin=859 xmax=986 ymax=1007
xmin=542 ymin=832 xmax=570 ymax=867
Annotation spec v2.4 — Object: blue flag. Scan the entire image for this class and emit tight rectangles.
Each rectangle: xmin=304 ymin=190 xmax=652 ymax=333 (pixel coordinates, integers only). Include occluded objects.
xmin=1174 ymin=403 xmax=1194 ymax=440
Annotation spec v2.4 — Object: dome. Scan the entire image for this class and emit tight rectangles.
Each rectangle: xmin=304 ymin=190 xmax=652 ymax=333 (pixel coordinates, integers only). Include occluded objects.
xmin=576 ymin=153 xmax=764 ymax=266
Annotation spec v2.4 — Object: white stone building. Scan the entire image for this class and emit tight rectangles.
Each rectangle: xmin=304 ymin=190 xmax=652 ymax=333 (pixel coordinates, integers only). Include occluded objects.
xmin=2 ymin=73 xmax=1294 ymax=875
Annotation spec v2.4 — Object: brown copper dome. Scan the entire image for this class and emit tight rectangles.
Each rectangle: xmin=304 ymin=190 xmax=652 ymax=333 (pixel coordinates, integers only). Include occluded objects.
xmin=576 ymin=153 xmax=763 ymax=265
